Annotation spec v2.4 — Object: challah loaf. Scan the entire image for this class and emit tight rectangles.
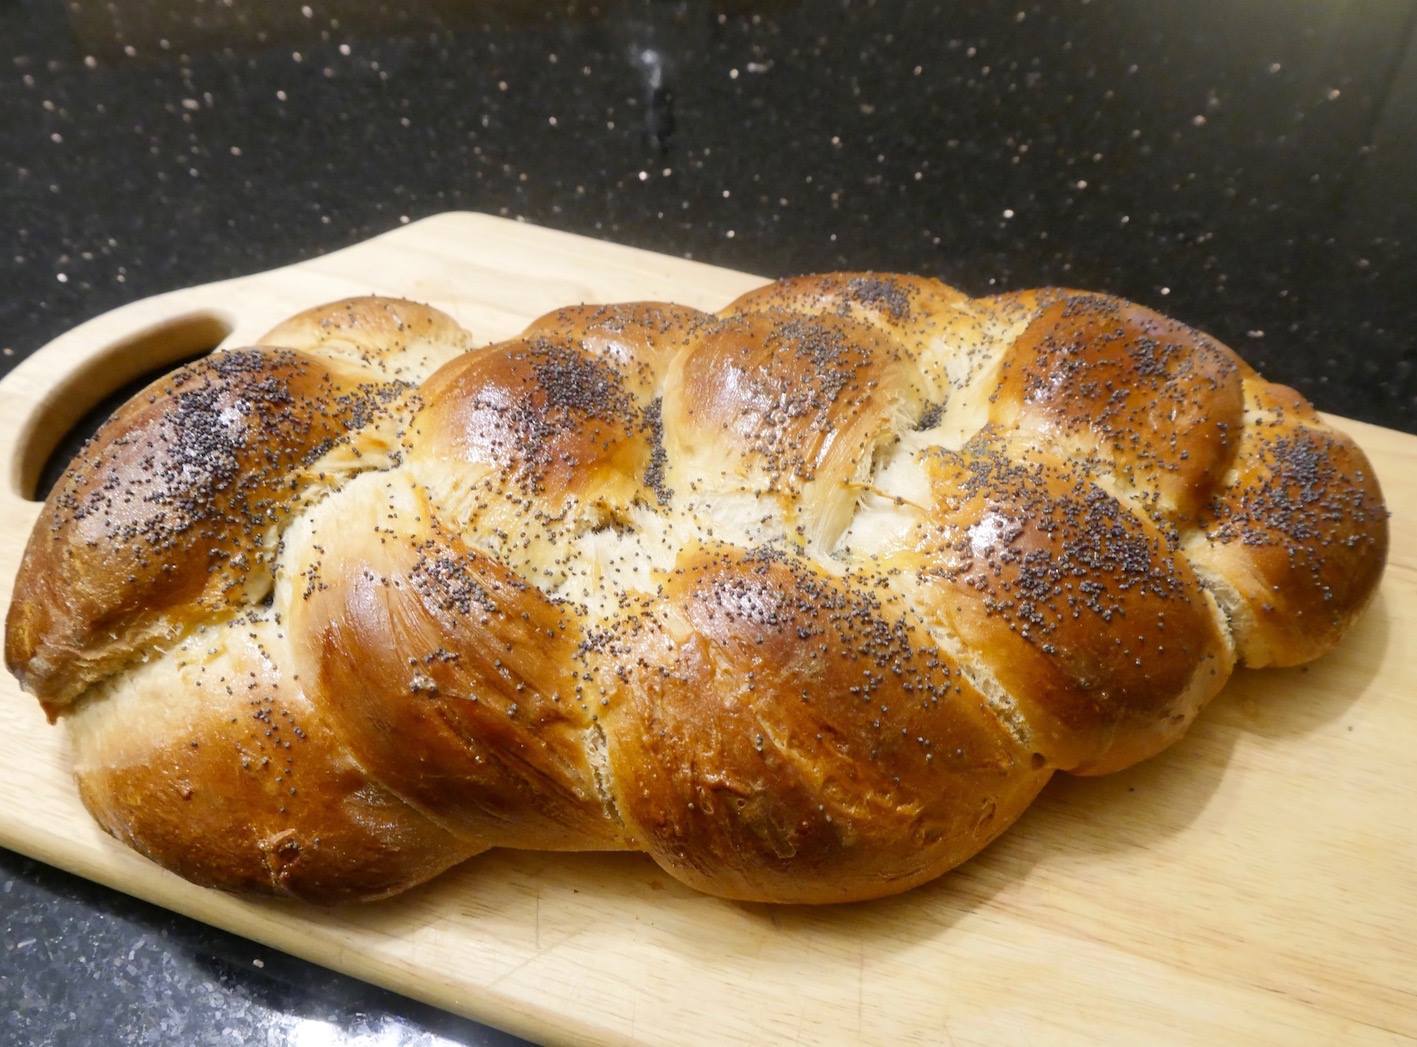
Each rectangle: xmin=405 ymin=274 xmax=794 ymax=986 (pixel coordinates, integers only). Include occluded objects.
xmin=5 ymin=276 xmax=1387 ymax=903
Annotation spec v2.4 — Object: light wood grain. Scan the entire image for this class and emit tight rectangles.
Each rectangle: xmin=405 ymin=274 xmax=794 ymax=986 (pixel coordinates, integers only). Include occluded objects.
xmin=1 ymin=212 xmax=1412 ymax=1046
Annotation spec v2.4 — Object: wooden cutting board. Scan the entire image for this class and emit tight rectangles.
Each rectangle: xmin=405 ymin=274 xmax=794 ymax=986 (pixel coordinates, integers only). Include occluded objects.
xmin=1 ymin=212 xmax=1413 ymax=1045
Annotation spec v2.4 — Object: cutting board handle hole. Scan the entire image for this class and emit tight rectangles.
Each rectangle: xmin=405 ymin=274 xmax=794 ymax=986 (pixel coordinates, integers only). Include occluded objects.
xmin=19 ymin=313 xmax=232 ymax=502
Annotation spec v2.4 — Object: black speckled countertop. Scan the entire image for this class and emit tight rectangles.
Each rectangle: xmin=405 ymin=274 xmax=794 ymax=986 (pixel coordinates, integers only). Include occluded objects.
xmin=2 ymin=1 xmax=1414 ymax=1043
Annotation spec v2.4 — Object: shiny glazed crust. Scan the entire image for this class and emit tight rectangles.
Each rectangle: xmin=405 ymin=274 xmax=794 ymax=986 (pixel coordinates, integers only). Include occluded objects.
xmin=5 ymin=279 xmax=1388 ymax=903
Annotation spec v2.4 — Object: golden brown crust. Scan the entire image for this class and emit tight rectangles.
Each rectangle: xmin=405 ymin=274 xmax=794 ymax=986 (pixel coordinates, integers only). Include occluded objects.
xmin=726 ymin=271 xmax=970 ymax=322
xmin=723 ymin=271 xmax=970 ymax=405
xmin=260 ymin=296 xmax=473 ymax=380
xmin=663 ymin=309 xmax=926 ymax=549
xmin=520 ymin=301 xmax=708 ymax=401
xmin=900 ymin=432 xmax=1233 ymax=774
xmin=408 ymin=335 xmax=654 ymax=510
xmin=284 ymin=474 xmax=626 ymax=851
xmin=4 ymin=274 xmax=1387 ymax=905
xmin=68 ymin=618 xmax=479 ymax=902
xmin=5 ymin=348 xmax=409 ymax=713
xmin=668 ymin=309 xmax=920 ymax=484
xmin=988 ymin=293 xmax=1247 ymax=519
xmin=602 ymin=546 xmax=1049 ymax=903
xmin=1187 ymin=379 xmax=1388 ymax=667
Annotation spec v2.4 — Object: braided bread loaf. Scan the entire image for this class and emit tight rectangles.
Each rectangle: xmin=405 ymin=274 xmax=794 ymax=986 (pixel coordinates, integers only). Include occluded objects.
xmin=5 ymin=275 xmax=1387 ymax=904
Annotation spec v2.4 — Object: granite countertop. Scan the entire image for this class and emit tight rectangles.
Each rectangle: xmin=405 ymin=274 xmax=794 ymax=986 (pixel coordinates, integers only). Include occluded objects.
xmin=2 ymin=0 xmax=1414 ymax=1043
